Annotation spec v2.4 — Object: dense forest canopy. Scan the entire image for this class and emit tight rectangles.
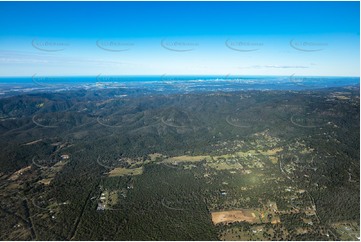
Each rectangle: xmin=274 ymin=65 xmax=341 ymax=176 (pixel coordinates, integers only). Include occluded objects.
xmin=0 ymin=84 xmax=359 ymax=240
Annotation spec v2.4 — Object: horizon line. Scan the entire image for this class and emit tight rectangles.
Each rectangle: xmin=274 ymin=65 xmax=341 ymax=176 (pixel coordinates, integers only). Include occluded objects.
xmin=0 ymin=75 xmax=360 ymax=78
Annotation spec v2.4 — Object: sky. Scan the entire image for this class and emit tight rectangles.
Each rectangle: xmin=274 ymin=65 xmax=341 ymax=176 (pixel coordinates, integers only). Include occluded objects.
xmin=0 ymin=1 xmax=359 ymax=77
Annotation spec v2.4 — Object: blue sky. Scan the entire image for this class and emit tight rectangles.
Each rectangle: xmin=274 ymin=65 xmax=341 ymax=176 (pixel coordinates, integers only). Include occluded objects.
xmin=0 ymin=1 xmax=359 ymax=77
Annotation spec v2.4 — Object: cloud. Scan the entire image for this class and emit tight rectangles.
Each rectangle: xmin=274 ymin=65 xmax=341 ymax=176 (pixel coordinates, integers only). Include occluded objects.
xmin=239 ymin=65 xmax=309 ymax=69
xmin=0 ymin=50 xmax=131 ymax=67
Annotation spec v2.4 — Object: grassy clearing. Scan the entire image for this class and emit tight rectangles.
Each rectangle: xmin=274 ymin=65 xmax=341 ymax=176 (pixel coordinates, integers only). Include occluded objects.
xmin=334 ymin=95 xmax=350 ymax=100
xmin=163 ymin=155 xmax=210 ymax=163
xmin=8 ymin=166 xmax=31 ymax=181
xmin=37 ymin=160 xmax=69 ymax=186
xmin=109 ymin=191 xmax=118 ymax=206
xmin=259 ymin=147 xmax=283 ymax=156
xmin=269 ymin=156 xmax=278 ymax=164
xmin=148 ymin=153 xmax=164 ymax=161
xmin=108 ymin=167 xmax=143 ymax=177
xmin=38 ymin=178 xmax=52 ymax=185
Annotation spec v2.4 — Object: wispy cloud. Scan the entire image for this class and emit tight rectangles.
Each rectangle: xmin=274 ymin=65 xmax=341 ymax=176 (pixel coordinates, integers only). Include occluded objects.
xmin=0 ymin=50 xmax=131 ymax=67
xmin=239 ymin=65 xmax=309 ymax=69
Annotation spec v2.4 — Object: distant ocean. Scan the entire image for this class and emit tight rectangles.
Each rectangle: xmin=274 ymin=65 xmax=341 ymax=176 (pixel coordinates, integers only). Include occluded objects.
xmin=0 ymin=75 xmax=359 ymax=85
xmin=0 ymin=75 xmax=359 ymax=98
